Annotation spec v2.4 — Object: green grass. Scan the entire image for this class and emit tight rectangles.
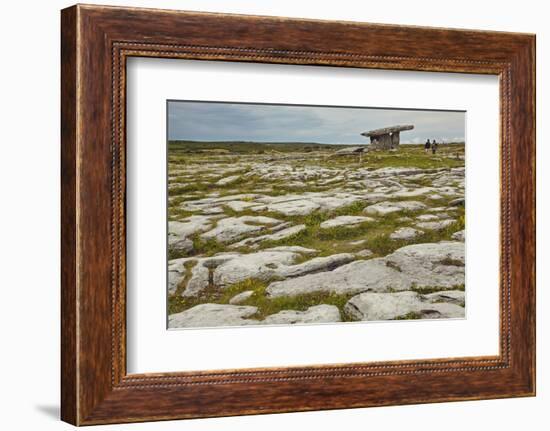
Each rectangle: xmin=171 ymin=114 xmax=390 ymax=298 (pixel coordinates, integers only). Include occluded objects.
xmin=168 ymin=143 xmax=464 ymax=177
xmin=169 ymin=182 xmax=210 ymax=195
xmin=189 ymin=234 xmax=226 ymax=257
xmin=169 ymin=140 xmax=341 ymax=154
xmin=167 ymin=207 xmax=195 ymax=222
xmin=313 ymin=144 xmax=465 ymax=170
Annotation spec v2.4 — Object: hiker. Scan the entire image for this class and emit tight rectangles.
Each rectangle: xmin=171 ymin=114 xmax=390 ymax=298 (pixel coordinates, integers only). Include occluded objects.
xmin=424 ymin=139 xmax=431 ymax=153
xmin=431 ymin=140 xmax=438 ymax=155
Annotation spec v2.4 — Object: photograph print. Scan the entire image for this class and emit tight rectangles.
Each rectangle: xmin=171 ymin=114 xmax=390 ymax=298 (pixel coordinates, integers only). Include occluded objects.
xmin=167 ymin=101 xmax=466 ymax=329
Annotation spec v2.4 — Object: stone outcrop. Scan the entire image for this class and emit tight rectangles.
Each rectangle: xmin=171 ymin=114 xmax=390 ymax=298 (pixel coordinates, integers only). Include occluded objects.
xmin=415 ymin=219 xmax=455 ymax=231
xmin=266 ymin=258 xmax=410 ymax=298
xmin=363 ymin=200 xmax=427 ymax=215
xmin=215 ymin=175 xmax=241 ymax=186
xmin=168 ymin=216 xmax=215 ymax=251
xmin=229 ymin=290 xmax=255 ymax=305
xmin=390 ymin=227 xmax=423 ymax=240
xmin=173 ymin=249 xmax=355 ymax=298
xmin=201 ymin=216 xmax=281 ymax=243
xmin=266 ymin=241 xmax=465 ymax=298
xmin=230 ymin=224 xmax=306 ymax=248
xmin=320 ymin=216 xmax=373 ymax=229
xmin=384 ymin=241 xmax=465 ymax=288
xmin=344 ymin=291 xmax=465 ymax=321
xmin=263 ymin=305 xmax=341 ymax=325
xmin=168 ymin=304 xmax=259 ymax=328
xmin=452 ymin=230 xmax=465 ymax=241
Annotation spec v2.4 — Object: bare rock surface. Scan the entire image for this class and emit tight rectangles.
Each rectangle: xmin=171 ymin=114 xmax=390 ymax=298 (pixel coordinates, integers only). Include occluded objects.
xmin=390 ymin=227 xmax=423 ymax=240
xmin=416 ymin=214 xmax=440 ymax=221
xmin=170 ymin=237 xmax=194 ymax=253
xmin=265 ymin=199 xmax=321 ymax=216
xmin=266 ymin=241 xmax=465 ymax=298
xmin=168 ymin=216 xmax=214 ymax=245
xmin=449 ymin=197 xmax=465 ymax=206
xmin=178 ymin=250 xmax=354 ymax=298
xmin=229 ymin=290 xmax=255 ymax=305
xmin=181 ymin=194 xmax=262 ymax=212
xmin=182 ymin=254 xmax=240 ymax=297
xmin=363 ymin=200 xmax=427 ymax=215
xmin=263 ymin=305 xmax=341 ymax=325
xmin=355 ymin=249 xmax=374 ymax=258
xmin=168 ymin=271 xmax=182 ymax=295
xmin=168 ymin=304 xmax=259 ymax=328
xmin=215 ymin=175 xmax=241 ymax=186
xmin=390 ymin=187 xmax=435 ymax=198
xmin=278 ymin=253 xmax=355 ymax=278
xmin=415 ymin=219 xmax=455 ymax=231
xmin=424 ymin=290 xmax=465 ymax=305
xmin=200 ymin=206 xmax=225 ymax=215
xmin=230 ymin=224 xmax=306 ymax=248
xmin=201 ymin=216 xmax=281 ymax=243
xmin=370 ymin=167 xmax=423 ymax=177
xmin=397 ymin=216 xmax=413 ymax=222
xmin=384 ymin=241 xmax=465 ymax=288
xmin=214 ymin=252 xmax=355 ymax=288
xmin=255 ymin=192 xmax=365 ymax=216
xmin=168 ymin=257 xmax=195 ymax=295
xmin=344 ymin=291 xmax=465 ymax=321
xmin=224 ymin=200 xmax=262 ymax=212
xmin=452 ymin=230 xmax=465 ymax=241
xmin=320 ymin=216 xmax=373 ymax=229
xmin=266 ymin=258 xmax=410 ymax=298
xmin=264 ymin=246 xmax=318 ymax=254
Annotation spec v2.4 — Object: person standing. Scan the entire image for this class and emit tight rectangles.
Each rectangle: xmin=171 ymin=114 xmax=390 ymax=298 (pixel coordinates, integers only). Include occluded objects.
xmin=424 ymin=139 xmax=431 ymax=153
xmin=431 ymin=139 xmax=438 ymax=155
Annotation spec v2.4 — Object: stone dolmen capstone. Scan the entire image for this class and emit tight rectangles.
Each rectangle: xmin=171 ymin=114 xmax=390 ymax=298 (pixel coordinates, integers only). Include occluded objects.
xmin=361 ymin=124 xmax=414 ymax=150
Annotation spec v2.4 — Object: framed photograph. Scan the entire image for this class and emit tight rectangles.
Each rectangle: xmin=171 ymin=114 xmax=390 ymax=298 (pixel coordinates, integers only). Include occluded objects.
xmin=61 ymin=4 xmax=535 ymax=425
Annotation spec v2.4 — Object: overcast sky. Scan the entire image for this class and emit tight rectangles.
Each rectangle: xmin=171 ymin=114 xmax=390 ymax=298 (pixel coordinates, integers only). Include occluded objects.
xmin=168 ymin=101 xmax=465 ymax=145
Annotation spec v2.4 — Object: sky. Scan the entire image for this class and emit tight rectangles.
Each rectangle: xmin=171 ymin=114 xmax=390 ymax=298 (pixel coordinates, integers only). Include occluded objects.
xmin=168 ymin=100 xmax=465 ymax=145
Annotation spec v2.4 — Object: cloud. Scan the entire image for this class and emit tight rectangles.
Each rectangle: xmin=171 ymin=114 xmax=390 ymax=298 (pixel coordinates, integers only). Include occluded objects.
xmin=168 ymin=101 xmax=465 ymax=144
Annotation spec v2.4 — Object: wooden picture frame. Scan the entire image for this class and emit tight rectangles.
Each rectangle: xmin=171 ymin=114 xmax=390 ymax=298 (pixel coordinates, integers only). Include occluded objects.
xmin=61 ymin=4 xmax=535 ymax=425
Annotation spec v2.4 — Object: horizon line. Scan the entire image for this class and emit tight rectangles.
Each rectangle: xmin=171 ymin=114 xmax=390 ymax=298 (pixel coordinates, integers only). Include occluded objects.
xmin=168 ymin=139 xmax=466 ymax=145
